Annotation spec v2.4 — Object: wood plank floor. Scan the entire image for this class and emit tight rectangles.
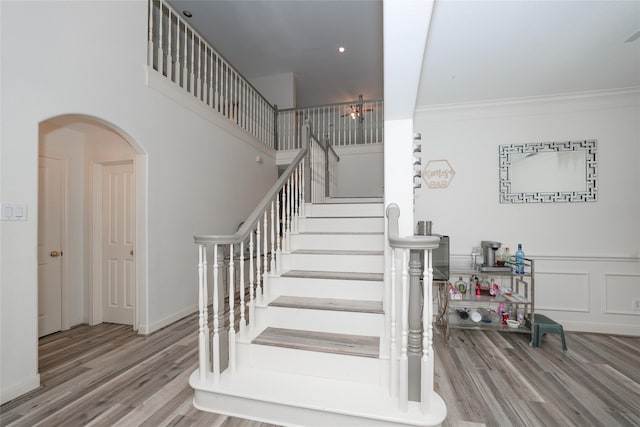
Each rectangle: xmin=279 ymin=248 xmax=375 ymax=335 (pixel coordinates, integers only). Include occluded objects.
xmin=1 ymin=313 xmax=639 ymax=426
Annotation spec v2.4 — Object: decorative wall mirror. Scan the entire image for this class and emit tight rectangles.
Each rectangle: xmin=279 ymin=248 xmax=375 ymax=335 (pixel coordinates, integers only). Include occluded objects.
xmin=499 ymin=140 xmax=598 ymax=203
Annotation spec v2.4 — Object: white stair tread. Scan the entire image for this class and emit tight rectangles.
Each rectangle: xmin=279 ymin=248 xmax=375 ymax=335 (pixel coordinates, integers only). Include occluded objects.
xmin=191 ymin=368 xmax=447 ymax=426
xmin=252 ymin=327 xmax=379 ymax=358
xmin=292 ymin=249 xmax=384 ymax=255
xmin=282 ymin=270 xmax=383 ymax=281
xmin=269 ymin=296 xmax=384 ymax=313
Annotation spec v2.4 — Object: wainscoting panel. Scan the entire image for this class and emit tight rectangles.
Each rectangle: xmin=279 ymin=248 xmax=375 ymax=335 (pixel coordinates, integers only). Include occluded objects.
xmin=535 ymin=271 xmax=590 ymax=312
xmin=605 ymin=273 xmax=640 ymax=315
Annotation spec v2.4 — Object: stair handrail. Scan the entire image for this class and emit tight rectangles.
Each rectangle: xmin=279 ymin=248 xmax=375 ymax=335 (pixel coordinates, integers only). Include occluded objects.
xmin=386 ymin=203 xmax=440 ymax=414
xmin=304 ymin=122 xmax=339 ymax=202
xmin=193 ymin=120 xmax=329 ymax=387
xmin=386 ymin=204 xmax=439 ymax=250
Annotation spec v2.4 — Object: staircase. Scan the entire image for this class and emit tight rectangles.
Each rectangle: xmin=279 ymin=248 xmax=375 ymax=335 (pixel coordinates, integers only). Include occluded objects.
xmin=190 ymin=200 xmax=446 ymax=427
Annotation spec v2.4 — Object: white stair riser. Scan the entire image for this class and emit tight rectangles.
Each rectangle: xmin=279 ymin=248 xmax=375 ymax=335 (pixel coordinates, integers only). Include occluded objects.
xmin=305 ymin=203 xmax=384 ymax=218
xmin=282 ymin=253 xmax=384 ymax=273
xmin=269 ymin=276 xmax=383 ymax=301
xmin=237 ymin=342 xmax=382 ymax=385
xmin=299 ymin=217 xmax=384 ymax=233
xmin=290 ymin=233 xmax=384 ymax=251
xmin=256 ymin=306 xmax=384 ymax=336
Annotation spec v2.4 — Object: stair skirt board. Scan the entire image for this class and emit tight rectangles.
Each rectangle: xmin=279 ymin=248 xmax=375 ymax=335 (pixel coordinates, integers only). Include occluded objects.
xmin=255 ymin=305 xmax=384 ymax=336
xmin=190 ymin=368 xmax=447 ymax=427
xmin=299 ymin=216 xmax=384 ymax=233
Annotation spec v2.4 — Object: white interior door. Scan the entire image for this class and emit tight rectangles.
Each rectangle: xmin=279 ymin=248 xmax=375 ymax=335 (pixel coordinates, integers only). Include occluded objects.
xmin=102 ymin=162 xmax=135 ymax=325
xmin=38 ymin=156 xmax=64 ymax=337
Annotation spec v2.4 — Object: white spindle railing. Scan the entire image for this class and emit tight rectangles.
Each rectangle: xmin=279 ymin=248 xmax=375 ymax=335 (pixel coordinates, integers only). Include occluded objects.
xmin=386 ymin=203 xmax=440 ymax=413
xmin=302 ymin=121 xmax=340 ymax=203
xmin=278 ymin=96 xmax=384 ymax=150
xmin=148 ymin=0 xmax=275 ymax=149
xmin=194 ymin=118 xmax=341 ymax=384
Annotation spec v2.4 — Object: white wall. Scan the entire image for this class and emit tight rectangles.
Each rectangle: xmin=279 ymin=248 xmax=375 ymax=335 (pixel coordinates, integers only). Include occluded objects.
xmin=1 ymin=1 xmax=277 ymax=403
xmin=414 ymin=89 xmax=640 ymax=335
xmin=250 ymin=72 xmax=296 ymax=110
xmin=333 ymin=144 xmax=384 ymax=198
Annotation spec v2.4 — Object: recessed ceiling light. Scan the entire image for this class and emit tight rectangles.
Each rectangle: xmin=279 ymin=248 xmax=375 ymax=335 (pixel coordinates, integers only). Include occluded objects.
xmin=338 ymin=46 xmax=346 ymax=54
xmin=182 ymin=10 xmax=193 ymax=18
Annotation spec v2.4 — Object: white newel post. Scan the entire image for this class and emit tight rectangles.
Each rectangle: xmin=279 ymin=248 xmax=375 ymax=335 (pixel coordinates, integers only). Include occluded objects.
xmin=239 ymin=242 xmax=246 ymax=336
xmin=386 ymin=203 xmax=441 ymax=414
xmin=399 ymin=249 xmax=409 ymax=411
xmin=421 ymin=248 xmax=434 ymax=412
xmin=197 ymin=244 xmax=208 ymax=382
xmin=249 ymin=233 xmax=255 ymax=333
xmin=262 ymin=211 xmax=268 ymax=298
xmin=389 ymin=247 xmax=398 ymax=398
xmin=212 ymin=244 xmax=221 ymax=384
xmin=228 ymin=244 xmax=236 ymax=373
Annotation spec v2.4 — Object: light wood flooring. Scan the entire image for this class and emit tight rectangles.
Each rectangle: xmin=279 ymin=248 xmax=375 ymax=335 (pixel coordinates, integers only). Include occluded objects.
xmin=1 ymin=313 xmax=639 ymax=427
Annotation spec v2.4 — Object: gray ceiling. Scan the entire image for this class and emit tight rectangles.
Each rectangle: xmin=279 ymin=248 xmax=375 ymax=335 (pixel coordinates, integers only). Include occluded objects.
xmin=168 ymin=0 xmax=640 ymax=108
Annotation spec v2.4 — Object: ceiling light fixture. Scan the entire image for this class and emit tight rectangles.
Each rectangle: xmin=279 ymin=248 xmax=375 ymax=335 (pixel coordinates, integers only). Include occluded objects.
xmin=338 ymin=46 xmax=346 ymax=54
xmin=182 ymin=10 xmax=193 ymax=18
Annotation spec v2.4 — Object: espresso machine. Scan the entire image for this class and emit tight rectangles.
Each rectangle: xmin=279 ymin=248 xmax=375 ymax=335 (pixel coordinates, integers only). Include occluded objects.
xmin=480 ymin=240 xmax=511 ymax=272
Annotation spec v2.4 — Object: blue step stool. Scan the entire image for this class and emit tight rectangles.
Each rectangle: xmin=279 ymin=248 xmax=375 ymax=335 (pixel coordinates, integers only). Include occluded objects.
xmin=528 ymin=314 xmax=567 ymax=352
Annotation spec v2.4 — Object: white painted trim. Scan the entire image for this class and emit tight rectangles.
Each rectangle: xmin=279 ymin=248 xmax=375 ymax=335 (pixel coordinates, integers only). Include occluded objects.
xmin=146 ymin=66 xmax=276 ymax=159
xmin=0 ymin=374 xmax=40 ymax=405
xmin=535 ymin=271 xmax=591 ymax=313
xmin=38 ymin=154 xmax=70 ymax=333
xmin=60 ymin=156 xmax=70 ymax=331
xmin=333 ymin=143 xmax=384 ymax=157
xmin=415 ymin=86 xmax=640 ymax=115
xmin=135 ymin=154 xmax=148 ymax=334
xmin=90 ymin=160 xmax=139 ymax=330
xmin=139 ymin=304 xmax=198 ymax=335
xmin=90 ymin=162 xmax=103 ymax=326
xmin=449 ymin=252 xmax=640 ymax=263
xmin=604 ymin=273 xmax=640 ymax=316
xmin=549 ymin=319 xmax=640 ymax=336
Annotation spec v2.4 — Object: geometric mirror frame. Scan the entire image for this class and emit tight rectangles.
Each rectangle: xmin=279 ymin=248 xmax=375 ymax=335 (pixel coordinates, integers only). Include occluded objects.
xmin=499 ymin=140 xmax=598 ymax=203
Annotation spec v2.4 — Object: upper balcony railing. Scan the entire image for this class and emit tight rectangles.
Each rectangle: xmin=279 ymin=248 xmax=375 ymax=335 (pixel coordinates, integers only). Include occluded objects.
xmin=148 ymin=0 xmax=276 ymax=148
xmin=278 ymin=96 xmax=384 ymax=150
xmin=147 ymin=1 xmax=383 ymax=152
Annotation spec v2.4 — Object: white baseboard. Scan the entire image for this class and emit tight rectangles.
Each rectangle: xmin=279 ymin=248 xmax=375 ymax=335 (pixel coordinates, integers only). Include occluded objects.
xmin=0 ymin=374 xmax=40 ymax=405
xmin=559 ymin=320 xmax=640 ymax=337
xmin=138 ymin=304 xmax=198 ymax=335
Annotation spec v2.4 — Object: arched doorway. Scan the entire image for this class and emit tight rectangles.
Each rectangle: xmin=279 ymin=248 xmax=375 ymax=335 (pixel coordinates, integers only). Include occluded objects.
xmin=38 ymin=114 xmax=147 ymax=335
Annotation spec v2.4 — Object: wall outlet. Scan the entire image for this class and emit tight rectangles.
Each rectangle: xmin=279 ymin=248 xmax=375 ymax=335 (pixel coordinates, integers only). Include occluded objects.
xmin=633 ymin=298 xmax=640 ymax=311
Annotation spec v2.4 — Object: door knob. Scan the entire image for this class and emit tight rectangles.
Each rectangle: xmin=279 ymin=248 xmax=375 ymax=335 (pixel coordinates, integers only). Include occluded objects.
xmin=130 ymin=250 xmax=134 ymax=256
xmin=50 ymin=250 xmax=60 ymax=257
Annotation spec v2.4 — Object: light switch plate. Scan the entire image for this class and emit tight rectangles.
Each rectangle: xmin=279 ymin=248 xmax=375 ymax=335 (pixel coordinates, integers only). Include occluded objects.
xmin=1 ymin=204 xmax=28 ymax=221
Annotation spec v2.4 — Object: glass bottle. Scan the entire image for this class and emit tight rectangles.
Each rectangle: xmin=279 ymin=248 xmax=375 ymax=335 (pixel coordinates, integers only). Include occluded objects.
xmin=504 ymin=247 xmax=512 ymax=268
xmin=515 ymin=243 xmax=525 ymax=275
xmin=455 ymin=276 xmax=467 ymax=294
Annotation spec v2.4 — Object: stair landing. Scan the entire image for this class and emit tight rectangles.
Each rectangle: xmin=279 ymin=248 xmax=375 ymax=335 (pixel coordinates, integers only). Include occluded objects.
xmin=191 ymin=368 xmax=448 ymax=427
